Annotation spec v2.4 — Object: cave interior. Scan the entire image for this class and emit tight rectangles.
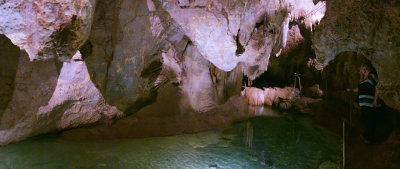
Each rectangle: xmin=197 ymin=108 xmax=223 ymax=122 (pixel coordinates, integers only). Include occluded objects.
xmin=0 ymin=0 xmax=400 ymax=168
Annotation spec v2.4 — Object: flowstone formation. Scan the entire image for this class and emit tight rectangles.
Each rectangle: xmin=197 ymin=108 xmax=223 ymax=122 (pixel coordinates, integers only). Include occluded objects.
xmin=82 ymin=0 xmax=325 ymax=112
xmin=1 ymin=0 xmax=326 ymax=145
xmin=161 ymin=0 xmax=325 ymax=79
xmin=312 ymin=0 xmax=400 ymax=111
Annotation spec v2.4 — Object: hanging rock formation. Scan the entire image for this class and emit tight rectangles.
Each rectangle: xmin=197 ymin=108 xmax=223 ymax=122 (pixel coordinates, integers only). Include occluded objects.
xmin=0 ymin=0 xmax=95 ymax=61
xmin=0 ymin=0 xmax=325 ymax=145
xmin=82 ymin=0 xmax=187 ymax=113
xmin=4 ymin=0 xmax=400 ymax=146
xmin=160 ymin=0 xmax=325 ymax=79
xmin=312 ymin=0 xmax=400 ymax=111
xmin=82 ymin=0 xmax=324 ymax=112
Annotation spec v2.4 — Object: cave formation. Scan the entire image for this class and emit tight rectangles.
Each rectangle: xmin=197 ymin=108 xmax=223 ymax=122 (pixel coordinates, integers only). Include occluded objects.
xmin=1 ymin=0 xmax=400 ymax=168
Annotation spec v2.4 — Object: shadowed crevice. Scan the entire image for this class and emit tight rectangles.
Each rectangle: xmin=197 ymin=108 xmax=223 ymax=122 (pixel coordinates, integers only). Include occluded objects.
xmin=235 ymin=29 xmax=245 ymax=56
xmin=0 ymin=34 xmax=20 ymax=120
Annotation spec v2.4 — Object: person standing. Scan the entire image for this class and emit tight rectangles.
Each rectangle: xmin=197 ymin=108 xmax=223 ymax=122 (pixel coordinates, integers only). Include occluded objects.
xmin=347 ymin=62 xmax=378 ymax=143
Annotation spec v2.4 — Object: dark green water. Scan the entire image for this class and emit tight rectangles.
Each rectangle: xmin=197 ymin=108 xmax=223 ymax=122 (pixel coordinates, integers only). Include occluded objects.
xmin=0 ymin=108 xmax=341 ymax=169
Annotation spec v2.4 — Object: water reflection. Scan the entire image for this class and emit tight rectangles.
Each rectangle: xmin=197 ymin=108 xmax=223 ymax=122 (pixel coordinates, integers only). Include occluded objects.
xmin=0 ymin=107 xmax=341 ymax=169
xmin=248 ymin=106 xmax=283 ymax=117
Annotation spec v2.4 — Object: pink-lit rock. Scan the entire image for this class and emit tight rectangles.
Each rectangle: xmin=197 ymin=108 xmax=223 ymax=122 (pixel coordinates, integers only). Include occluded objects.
xmin=0 ymin=0 xmax=95 ymax=61
xmin=242 ymin=86 xmax=298 ymax=106
xmin=0 ymin=51 xmax=122 ymax=146
xmin=160 ymin=0 xmax=325 ymax=79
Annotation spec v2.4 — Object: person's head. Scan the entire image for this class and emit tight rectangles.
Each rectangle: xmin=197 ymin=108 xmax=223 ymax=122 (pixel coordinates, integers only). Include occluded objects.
xmin=360 ymin=64 xmax=369 ymax=75
xmin=360 ymin=62 xmax=375 ymax=80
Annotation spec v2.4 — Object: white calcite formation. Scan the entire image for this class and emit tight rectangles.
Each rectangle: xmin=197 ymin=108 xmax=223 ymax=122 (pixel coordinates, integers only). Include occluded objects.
xmin=0 ymin=0 xmax=95 ymax=61
xmin=160 ymin=0 xmax=325 ymax=79
xmin=242 ymin=86 xmax=299 ymax=106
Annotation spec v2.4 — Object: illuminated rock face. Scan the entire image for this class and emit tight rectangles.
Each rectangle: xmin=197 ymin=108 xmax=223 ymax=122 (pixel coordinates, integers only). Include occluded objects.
xmin=83 ymin=0 xmax=185 ymax=113
xmin=0 ymin=0 xmax=245 ymax=145
xmin=0 ymin=50 xmax=122 ymax=146
xmin=0 ymin=0 xmax=326 ymax=116
xmin=3 ymin=0 xmax=400 ymax=145
xmin=160 ymin=0 xmax=325 ymax=79
xmin=312 ymin=0 xmax=400 ymax=111
xmin=83 ymin=0 xmax=249 ymax=113
xmin=0 ymin=0 xmax=95 ymax=61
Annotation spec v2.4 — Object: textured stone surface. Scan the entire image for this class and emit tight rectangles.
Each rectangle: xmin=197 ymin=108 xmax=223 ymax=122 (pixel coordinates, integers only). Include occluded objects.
xmin=83 ymin=0 xmax=186 ymax=113
xmin=0 ymin=51 xmax=59 ymax=130
xmin=37 ymin=51 xmax=123 ymax=129
xmin=61 ymin=42 xmax=247 ymax=140
xmin=0 ymin=51 xmax=122 ymax=146
xmin=179 ymin=44 xmax=217 ymax=113
xmin=0 ymin=0 xmax=95 ymax=61
xmin=312 ymin=0 xmax=400 ymax=111
xmin=3 ymin=0 xmax=400 ymax=147
xmin=157 ymin=42 xmax=244 ymax=114
xmin=0 ymin=0 xmax=325 ymax=117
xmin=250 ymin=21 xmax=322 ymax=92
xmin=0 ymin=0 xmax=248 ymax=145
xmin=82 ymin=0 xmax=245 ymax=114
xmin=61 ymin=85 xmax=249 ymax=140
xmin=160 ymin=0 xmax=325 ymax=79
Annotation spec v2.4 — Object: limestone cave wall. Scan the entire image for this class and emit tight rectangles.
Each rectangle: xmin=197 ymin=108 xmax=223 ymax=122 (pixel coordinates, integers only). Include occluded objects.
xmin=312 ymin=0 xmax=400 ymax=111
xmin=1 ymin=0 xmax=399 ymax=146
